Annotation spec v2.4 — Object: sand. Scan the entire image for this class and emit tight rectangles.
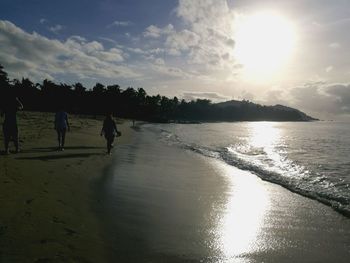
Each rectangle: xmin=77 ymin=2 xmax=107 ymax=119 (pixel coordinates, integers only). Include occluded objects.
xmin=95 ymin=124 xmax=350 ymax=262
xmin=0 ymin=111 xmax=133 ymax=262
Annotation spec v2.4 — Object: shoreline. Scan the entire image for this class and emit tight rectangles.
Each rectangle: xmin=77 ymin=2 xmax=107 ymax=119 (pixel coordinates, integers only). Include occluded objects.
xmin=155 ymin=121 xmax=350 ymax=218
xmin=94 ymin=124 xmax=350 ymax=262
xmin=0 ymin=111 xmax=133 ymax=262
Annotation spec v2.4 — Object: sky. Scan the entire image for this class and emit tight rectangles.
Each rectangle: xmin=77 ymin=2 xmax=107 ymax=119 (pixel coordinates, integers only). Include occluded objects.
xmin=0 ymin=0 xmax=350 ymax=119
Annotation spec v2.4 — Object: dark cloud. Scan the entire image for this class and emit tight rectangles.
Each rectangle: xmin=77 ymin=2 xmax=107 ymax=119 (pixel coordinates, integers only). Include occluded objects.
xmin=325 ymin=84 xmax=350 ymax=112
xmin=263 ymin=82 xmax=350 ymax=118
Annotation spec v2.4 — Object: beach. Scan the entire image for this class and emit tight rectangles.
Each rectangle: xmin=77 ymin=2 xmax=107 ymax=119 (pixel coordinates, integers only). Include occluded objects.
xmin=0 ymin=112 xmax=132 ymax=262
xmin=1 ymin=114 xmax=350 ymax=262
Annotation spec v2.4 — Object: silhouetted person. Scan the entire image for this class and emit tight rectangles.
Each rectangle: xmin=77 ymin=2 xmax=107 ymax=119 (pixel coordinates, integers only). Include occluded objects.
xmin=100 ymin=113 xmax=119 ymax=155
xmin=1 ymin=96 xmax=23 ymax=154
xmin=54 ymin=107 xmax=70 ymax=151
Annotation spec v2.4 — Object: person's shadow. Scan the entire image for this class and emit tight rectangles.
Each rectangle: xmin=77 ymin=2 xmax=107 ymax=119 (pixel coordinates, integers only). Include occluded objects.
xmin=16 ymin=152 xmax=104 ymax=161
xmin=28 ymin=146 xmax=104 ymax=153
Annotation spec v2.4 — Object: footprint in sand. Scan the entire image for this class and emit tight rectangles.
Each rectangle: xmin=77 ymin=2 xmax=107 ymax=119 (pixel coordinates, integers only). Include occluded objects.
xmin=24 ymin=211 xmax=31 ymax=217
xmin=57 ymin=199 xmax=67 ymax=205
xmin=0 ymin=225 xmax=8 ymax=236
xmin=40 ymin=238 xmax=58 ymax=245
xmin=34 ymin=258 xmax=52 ymax=263
xmin=52 ymin=216 xmax=66 ymax=225
xmin=64 ymin=227 xmax=78 ymax=236
xmin=25 ymin=198 xmax=34 ymax=204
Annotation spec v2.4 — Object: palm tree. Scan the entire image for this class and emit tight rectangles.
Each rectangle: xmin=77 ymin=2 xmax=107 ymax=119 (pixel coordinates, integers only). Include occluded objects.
xmin=92 ymin=83 xmax=105 ymax=94
xmin=73 ymin=82 xmax=86 ymax=93
xmin=106 ymin=84 xmax=121 ymax=94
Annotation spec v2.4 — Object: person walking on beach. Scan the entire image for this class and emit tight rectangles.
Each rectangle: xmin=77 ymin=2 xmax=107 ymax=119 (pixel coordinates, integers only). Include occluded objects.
xmin=1 ymin=95 xmax=23 ymax=154
xmin=100 ymin=112 xmax=120 ymax=155
xmin=54 ymin=107 xmax=70 ymax=151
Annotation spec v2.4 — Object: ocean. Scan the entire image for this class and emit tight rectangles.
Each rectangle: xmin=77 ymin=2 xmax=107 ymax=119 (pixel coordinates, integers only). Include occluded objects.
xmin=147 ymin=121 xmax=350 ymax=216
xmin=96 ymin=120 xmax=350 ymax=262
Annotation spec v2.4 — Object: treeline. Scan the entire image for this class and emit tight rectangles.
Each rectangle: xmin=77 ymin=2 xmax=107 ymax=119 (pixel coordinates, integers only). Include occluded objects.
xmin=0 ymin=65 xmax=315 ymax=122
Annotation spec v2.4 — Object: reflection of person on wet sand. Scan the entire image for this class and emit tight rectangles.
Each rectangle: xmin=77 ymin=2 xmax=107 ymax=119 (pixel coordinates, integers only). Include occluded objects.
xmin=100 ymin=113 xmax=120 ymax=155
xmin=1 ymin=96 xmax=23 ymax=154
xmin=54 ymin=107 xmax=70 ymax=151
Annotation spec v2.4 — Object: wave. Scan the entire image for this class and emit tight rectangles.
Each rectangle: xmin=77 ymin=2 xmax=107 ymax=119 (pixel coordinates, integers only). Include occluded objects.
xmin=155 ymin=126 xmax=350 ymax=217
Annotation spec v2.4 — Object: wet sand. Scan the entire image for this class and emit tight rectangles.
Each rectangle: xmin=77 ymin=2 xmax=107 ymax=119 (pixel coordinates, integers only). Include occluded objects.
xmin=0 ymin=112 xmax=132 ymax=262
xmin=96 ymin=125 xmax=350 ymax=262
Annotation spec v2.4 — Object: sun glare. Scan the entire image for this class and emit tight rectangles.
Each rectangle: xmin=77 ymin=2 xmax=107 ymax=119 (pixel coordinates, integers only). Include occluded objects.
xmin=234 ymin=12 xmax=297 ymax=80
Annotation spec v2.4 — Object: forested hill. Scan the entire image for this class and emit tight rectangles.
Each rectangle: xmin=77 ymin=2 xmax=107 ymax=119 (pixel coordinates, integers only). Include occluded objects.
xmin=0 ymin=65 xmax=317 ymax=122
xmin=215 ymin=100 xmax=317 ymax=122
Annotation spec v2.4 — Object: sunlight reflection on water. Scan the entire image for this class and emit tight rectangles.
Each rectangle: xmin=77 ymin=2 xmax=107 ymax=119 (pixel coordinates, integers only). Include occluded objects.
xmin=249 ymin=122 xmax=281 ymax=149
xmin=212 ymin=163 xmax=270 ymax=262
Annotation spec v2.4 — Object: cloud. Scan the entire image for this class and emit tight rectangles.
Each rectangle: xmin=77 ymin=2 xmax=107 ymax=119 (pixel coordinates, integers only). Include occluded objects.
xmin=98 ymin=37 xmax=118 ymax=44
xmin=325 ymin=84 xmax=350 ymax=112
xmin=265 ymin=82 xmax=350 ymax=117
xmin=154 ymin=58 xmax=165 ymax=65
xmin=0 ymin=1 xmax=255 ymax=93
xmin=177 ymin=0 xmax=236 ymax=65
xmin=150 ymin=65 xmax=194 ymax=79
xmin=107 ymin=20 xmax=132 ymax=28
xmin=39 ymin=18 xmax=47 ymax=24
xmin=165 ymin=29 xmax=200 ymax=53
xmin=143 ymin=24 xmax=174 ymax=38
xmin=143 ymin=25 xmax=161 ymax=38
xmin=263 ymin=90 xmax=288 ymax=105
xmin=182 ymin=91 xmax=231 ymax=102
xmin=0 ymin=20 xmax=139 ymax=82
xmin=329 ymin=42 xmax=340 ymax=49
xmin=258 ymin=79 xmax=350 ymax=119
xmin=326 ymin=66 xmax=333 ymax=73
xmin=49 ymin=24 xmax=64 ymax=34
xmin=142 ymin=0 xmax=236 ymax=72
xmin=177 ymin=0 xmax=228 ymax=24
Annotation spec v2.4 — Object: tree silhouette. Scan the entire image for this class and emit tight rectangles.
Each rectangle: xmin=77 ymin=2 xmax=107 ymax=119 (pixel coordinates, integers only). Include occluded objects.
xmin=0 ymin=65 xmax=9 ymax=89
xmin=73 ymin=82 xmax=86 ymax=93
xmin=0 ymin=64 xmax=316 ymax=122
xmin=93 ymin=83 xmax=105 ymax=94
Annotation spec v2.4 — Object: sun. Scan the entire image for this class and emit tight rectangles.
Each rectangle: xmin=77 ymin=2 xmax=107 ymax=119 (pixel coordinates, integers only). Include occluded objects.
xmin=234 ymin=11 xmax=297 ymax=80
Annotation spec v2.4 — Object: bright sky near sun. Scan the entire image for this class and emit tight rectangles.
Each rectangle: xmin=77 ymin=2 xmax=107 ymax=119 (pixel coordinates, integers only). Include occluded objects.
xmin=234 ymin=12 xmax=297 ymax=81
xmin=0 ymin=0 xmax=350 ymax=119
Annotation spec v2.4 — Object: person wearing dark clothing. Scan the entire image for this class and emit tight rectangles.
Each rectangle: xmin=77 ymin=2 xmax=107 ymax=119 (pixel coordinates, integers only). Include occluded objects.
xmin=100 ymin=113 xmax=119 ymax=154
xmin=1 ymin=97 xmax=23 ymax=154
xmin=54 ymin=109 xmax=70 ymax=151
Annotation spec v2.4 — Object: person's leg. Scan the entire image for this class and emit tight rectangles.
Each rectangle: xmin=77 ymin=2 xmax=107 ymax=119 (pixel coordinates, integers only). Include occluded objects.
xmin=106 ymin=136 xmax=114 ymax=154
xmin=56 ymin=129 xmax=62 ymax=149
xmin=107 ymin=138 xmax=111 ymax=154
xmin=109 ymin=136 xmax=115 ymax=154
xmin=13 ymin=127 xmax=19 ymax=153
xmin=110 ymin=136 xmax=115 ymax=148
xmin=61 ymin=128 xmax=66 ymax=150
xmin=3 ymin=126 xmax=10 ymax=154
